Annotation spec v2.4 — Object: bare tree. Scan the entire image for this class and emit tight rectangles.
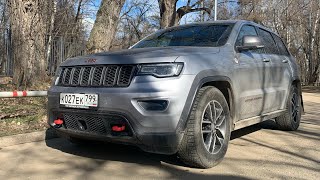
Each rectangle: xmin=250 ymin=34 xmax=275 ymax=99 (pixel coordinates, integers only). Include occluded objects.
xmin=158 ymin=0 xmax=214 ymax=28
xmin=45 ymin=0 xmax=57 ymax=67
xmin=237 ymin=0 xmax=320 ymax=85
xmin=111 ymin=0 xmax=158 ymax=50
xmin=86 ymin=0 xmax=125 ymax=53
xmin=9 ymin=0 xmax=50 ymax=87
xmin=0 ymin=0 xmax=9 ymax=75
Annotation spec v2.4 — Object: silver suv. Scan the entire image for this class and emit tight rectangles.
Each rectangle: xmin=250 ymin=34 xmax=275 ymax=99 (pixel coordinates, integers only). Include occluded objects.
xmin=48 ymin=20 xmax=302 ymax=168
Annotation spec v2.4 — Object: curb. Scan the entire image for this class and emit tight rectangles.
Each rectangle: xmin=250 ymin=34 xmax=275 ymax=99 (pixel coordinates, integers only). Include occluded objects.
xmin=0 ymin=128 xmax=58 ymax=148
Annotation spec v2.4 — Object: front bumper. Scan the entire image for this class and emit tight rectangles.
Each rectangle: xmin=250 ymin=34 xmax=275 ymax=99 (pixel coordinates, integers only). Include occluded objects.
xmin=48 ymin=75 xmax=195 ymax=154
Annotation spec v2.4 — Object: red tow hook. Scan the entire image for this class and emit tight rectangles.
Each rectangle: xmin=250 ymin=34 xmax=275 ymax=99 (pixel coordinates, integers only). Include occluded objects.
xmin=54 ymin=119 xmax=64 ymax=128
xmin=112 ymin=124 xmax=126 ymax=132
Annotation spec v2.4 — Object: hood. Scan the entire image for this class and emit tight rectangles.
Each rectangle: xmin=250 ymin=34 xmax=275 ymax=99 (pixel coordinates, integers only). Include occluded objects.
xmin=60 ymin=46 xmax=220 ymax=66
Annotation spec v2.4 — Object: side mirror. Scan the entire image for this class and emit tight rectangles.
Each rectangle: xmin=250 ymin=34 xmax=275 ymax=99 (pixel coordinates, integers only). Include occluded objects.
xmin=236 ymin=35 xmax=264 ymax=52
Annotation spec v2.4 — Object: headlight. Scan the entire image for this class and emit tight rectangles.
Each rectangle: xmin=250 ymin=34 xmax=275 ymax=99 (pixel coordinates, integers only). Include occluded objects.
xmin=137 ymin=63 xmax=183 ymax=78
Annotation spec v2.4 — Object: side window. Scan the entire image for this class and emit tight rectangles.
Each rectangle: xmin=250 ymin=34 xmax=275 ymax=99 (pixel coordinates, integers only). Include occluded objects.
xmin=273 ymin=34 xmax=290 ymax=56
xmin=258 ymin=28 xmax=279 ymax=54
xmin=235 ymin=25 xmax=258 ymax=47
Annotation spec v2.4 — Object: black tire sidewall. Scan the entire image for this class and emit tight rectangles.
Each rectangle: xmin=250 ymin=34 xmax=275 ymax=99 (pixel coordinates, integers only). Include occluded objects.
xmin=288 ymin=86 xmax=301 ymax=129
xmin=193 ymin=87 xmax=231 ymax=167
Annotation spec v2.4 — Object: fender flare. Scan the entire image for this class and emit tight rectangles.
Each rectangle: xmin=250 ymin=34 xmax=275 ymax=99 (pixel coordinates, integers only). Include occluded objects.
xmin=176 ymin=75 xmax=235 ymax=133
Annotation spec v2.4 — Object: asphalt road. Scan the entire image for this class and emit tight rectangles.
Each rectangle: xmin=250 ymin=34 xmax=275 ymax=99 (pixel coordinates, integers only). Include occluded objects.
xmin=0 ymin=93 xmax=319 ymax=180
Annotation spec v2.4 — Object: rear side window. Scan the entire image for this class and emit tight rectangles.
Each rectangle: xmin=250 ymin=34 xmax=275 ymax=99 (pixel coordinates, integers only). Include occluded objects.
xmin=235 ymin=25 xmax=258 ymax=47
xmin=273 ymin=34 xmax=290 ymax=56
xmin=258 ymin=28 xmax=279 ymax=54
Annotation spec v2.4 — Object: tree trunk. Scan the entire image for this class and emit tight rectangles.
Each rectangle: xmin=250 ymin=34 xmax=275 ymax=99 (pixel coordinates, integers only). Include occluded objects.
xmin=9 ymin=0 xmax=48 ymax=87
xmin=308 ymin=3 xmax=320 ymax=85
xmin=158 ymin=0 xmax=177 ymax=28
xmin=86 ymin=0 xmax=125 ymax=54
xmin=46 ymin=0 xmax=57 ymax=75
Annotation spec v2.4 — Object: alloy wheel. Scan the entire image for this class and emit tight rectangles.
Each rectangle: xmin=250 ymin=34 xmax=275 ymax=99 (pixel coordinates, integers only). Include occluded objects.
xmin=201 ymin=100 xmax=227 ymax=154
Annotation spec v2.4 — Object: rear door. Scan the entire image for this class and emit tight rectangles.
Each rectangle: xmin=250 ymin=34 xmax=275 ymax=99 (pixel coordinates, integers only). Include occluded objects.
xmin=256 ymin=28 xmax=282 ymax=114
xmin=271 ymin=34 xmax=292 ymax=110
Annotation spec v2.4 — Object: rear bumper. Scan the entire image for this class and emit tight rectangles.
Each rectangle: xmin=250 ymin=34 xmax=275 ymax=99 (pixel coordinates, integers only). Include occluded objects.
xmin=47 ymin=75 xmax=195 ymax=154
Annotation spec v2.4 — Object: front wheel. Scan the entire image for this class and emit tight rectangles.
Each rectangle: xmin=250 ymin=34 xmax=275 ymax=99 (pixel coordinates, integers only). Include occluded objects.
xmin=177 ymin=86 xmax=231 ymax=168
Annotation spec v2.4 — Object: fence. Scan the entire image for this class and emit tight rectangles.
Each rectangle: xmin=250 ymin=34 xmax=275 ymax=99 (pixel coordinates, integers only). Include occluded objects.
xmin=47 ymin=36 xmax=87 ymax=75
xmin=0 ymin=31 xmax=86 ymax=77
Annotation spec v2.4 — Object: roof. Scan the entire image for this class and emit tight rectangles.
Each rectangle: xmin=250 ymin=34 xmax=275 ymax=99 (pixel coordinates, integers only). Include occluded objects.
xmin=167 ymin=20 xmax=274 ymax=35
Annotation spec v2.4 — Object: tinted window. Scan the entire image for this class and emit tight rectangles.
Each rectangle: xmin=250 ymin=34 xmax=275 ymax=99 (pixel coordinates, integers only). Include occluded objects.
xmin=132 ymin=24 xmax=233 ymax=48
xmin=258 ymin=28 xmax=279 ymax=54
xmin=235 ymin=25 xmax=258 ymax=47
xmin=273 ymin=34 xmax=290 ymax=56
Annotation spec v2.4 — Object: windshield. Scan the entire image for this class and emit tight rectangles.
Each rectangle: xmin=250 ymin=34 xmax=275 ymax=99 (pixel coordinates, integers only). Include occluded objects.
xmin=131 ymin=24 xmax=234 ymax=49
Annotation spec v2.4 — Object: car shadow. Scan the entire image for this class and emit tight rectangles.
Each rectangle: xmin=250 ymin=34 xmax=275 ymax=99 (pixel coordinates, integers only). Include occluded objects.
xmin=45 ymin=120 xmax=276 ymax=168
xmin=230 ymin=119 xmax=277 ymax=140
xmin=45 ymin=130 xmax=252 ymax=179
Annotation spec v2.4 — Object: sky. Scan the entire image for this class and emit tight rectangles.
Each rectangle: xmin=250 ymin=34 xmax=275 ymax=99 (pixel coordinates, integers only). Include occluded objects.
xmin=82 ymin=0 xmax=201 ymax=35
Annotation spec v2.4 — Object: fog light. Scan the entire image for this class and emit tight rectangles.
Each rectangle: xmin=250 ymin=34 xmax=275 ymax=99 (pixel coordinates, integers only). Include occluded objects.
xmin=138 ymin=100 xmax=169 ymax=111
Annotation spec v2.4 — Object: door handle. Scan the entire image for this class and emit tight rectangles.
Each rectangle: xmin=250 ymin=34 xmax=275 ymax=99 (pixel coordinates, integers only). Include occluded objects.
xmin=282 ymin=59 xmax=288 ymax=63
xmin=263 ymin=58 xmax=270 ymax=62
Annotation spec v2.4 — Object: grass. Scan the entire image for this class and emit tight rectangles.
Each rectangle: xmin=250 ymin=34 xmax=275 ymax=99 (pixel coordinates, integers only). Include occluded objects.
xmin=0 ymin=97 xmax=49 ymax=137
xmin=0 ymin=81 xmax=50 ymax=137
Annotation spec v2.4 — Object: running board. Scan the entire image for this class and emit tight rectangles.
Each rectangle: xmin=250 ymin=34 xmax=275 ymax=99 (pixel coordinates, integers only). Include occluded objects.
xmin=233 ymin=109 xmax=286 ymax=131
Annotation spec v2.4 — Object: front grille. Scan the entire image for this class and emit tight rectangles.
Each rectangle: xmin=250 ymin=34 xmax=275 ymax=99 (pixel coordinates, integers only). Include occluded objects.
xmin=58 ymin=65 xmax=135 ymax=87
xmin=62 ymin=113 xmax=132 ymax=136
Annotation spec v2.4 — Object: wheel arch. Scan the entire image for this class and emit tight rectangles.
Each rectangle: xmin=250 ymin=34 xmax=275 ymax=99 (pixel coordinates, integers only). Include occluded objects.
xmin=177 ymin=76 xmax=236 ymax=133
xmin=291 ymin=79 xmax=304 ymax=113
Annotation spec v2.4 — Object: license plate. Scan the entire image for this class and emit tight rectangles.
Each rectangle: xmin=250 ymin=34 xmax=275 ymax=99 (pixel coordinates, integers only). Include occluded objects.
xmin=60 ymin=93 xmax=98 ymax=109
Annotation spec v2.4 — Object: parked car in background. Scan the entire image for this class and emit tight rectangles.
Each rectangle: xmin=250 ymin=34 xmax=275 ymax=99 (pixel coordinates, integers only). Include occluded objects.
xmin=48 ymin=20 xmax=302 ymax=168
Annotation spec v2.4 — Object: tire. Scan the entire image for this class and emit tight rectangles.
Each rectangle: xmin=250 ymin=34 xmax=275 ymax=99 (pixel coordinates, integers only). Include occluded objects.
xmin=177 ymin=86 xmax=231 ymax=168
xmin=275 ymin=85 xmax=301 ymax=131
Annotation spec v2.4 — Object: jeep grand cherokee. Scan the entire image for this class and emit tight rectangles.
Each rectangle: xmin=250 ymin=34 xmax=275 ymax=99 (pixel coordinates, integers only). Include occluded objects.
xmin=48 ymin=20 xmax=302 ymax=168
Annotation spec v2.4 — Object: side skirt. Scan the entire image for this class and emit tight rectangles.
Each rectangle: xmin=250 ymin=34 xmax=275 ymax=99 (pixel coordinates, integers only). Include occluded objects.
xmin=233 ymin=109 xmax=286 ymax=131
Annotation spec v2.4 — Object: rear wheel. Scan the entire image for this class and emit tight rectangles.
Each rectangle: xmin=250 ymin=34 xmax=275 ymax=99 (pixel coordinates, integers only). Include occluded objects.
xmin=177 ymin=86 xmax=231 ymax=168
xmin=275 ymin=85 xmax=301 ymax=130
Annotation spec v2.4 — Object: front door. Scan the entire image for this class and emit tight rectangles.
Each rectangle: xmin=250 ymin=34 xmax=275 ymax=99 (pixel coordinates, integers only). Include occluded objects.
xmin=234 ymin=25 xmax=267 ymax=120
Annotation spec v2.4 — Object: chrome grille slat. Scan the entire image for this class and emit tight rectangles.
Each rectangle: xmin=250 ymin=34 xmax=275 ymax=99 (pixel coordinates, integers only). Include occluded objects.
xmin=104 ymin=65 xmax=119 ymax=86
xmin=91 ymin=66 xmax=105 ymax=86
xmin=63 ymin=67 xmax=73 ymax=85
xmin=58 ymin=65 xmax=135 ymax=87
xmin=58 ymin=68 xmax=66 ymax=84
xmin=118 ymin=66 xmax=135 ymax=86
xmin=71 ymin=67 xmax=82 ymax=86
xmin=80 ymin=67 xmax=93 ymax=86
